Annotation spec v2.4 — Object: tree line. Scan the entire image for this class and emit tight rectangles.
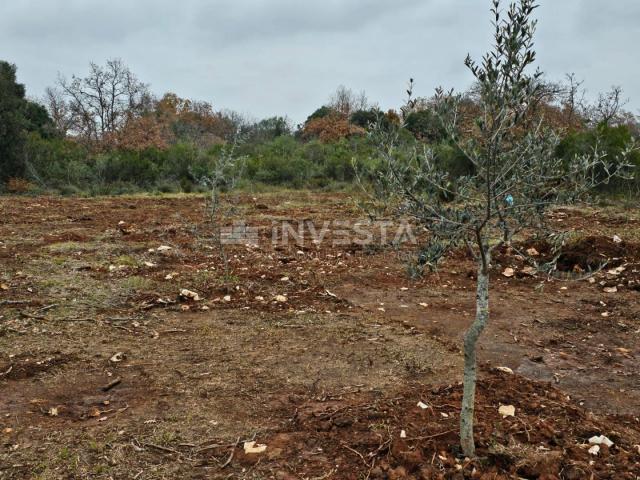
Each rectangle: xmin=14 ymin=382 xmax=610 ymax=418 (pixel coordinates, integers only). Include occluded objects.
xmin=0 ymin=58 xmax=638 ymax=195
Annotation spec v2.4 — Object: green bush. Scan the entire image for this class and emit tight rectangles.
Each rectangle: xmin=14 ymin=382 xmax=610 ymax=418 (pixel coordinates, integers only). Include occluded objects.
xmin=557 ymin=123 xmax=640 ymax=190
xmin=405 ymin=109 xmax=447 ymax=143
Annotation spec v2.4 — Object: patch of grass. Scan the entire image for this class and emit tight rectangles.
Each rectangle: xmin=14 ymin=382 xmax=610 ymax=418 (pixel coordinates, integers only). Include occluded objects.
xmin=46 ymin=241 xmax=87 ymax=253
xmin=118 ymin=276 xmax=154 ymax=293
xmin=115 ymin=255 xmax=140 ymax=267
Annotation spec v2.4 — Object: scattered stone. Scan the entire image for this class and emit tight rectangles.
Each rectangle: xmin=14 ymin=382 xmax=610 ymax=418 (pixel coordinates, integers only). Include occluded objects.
xmin=495 ymin=366 xmax=514 ymax=375
xmin=499 ymin=405 xmax=516 ymax=418
xmin=109 ymin=352 xmax=125 ymax=363
xmin=180 ymin=289 xmax=201 ymax=301
xmin=589 ymin=435 xmax=614 ymax=447
xmin=502 ymin=268 xmax=515 ymax=278
xmin=244 ymin=441 xmax=267 ymax=454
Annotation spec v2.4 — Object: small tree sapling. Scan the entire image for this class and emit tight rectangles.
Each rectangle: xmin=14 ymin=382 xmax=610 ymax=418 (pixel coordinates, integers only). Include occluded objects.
xmin=365 ymin=0 xmax=635 ymax=457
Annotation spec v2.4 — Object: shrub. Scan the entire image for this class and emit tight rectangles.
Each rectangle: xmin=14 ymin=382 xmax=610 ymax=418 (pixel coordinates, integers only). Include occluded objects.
xmin=303 ymin=114 xmax=366 ymax=142
xmin=6 ymin=177 xmax=36 ymax=193
xmin=404 ymin=109 xmax=447 ymax=143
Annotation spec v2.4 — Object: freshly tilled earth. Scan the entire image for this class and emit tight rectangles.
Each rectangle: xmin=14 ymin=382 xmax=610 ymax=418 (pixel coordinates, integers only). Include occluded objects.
xmin=0 ymin=193 xmax=639 ymax=479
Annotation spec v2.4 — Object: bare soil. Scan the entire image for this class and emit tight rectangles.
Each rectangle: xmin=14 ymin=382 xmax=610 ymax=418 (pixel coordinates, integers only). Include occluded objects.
xmin=0 ymin=193 xmax=639 ymax=479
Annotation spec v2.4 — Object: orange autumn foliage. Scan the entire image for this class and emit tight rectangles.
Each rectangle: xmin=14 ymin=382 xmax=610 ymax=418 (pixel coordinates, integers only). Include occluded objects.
xmin=303 ymin=114 xmax=366 ymax=142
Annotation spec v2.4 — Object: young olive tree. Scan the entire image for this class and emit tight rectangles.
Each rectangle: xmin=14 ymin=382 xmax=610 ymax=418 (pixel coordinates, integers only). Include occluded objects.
xmin=201 ymin=140 xmax=246 ymax=283
xmin=366 ymin=0 xmax=635 ymax=457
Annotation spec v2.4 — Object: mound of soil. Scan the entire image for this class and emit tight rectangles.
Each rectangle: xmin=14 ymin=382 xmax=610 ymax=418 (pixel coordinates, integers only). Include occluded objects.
xmin=244 ymin=370 xmax=640 ymax=479
xmin=0 ymin=352 xmax=75 ymax=380
xmin=494 ymin=235 xmax=640 ymax=274
xmin=556 ymin=236 xmax=637 ymax=272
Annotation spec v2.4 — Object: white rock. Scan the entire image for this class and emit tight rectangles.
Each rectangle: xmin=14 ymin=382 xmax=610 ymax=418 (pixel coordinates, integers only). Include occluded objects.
xmin=603 ymin=286 xmax=618 ymax=294
xmin=588 ymin=445 xmax=600 ymax=456
xmin=495 ymin=366 xmax=514 ymax=375
xmin=589 ymin=435 xmax=614 ymax=448
xmin=417 ymin=401 xmax=429 ymax=410
xmin=180 ymin=289 xmax=201 ymax=301
xmin=400 ymin=430 xmax=407 ymax=438
xmin=502 ymin=268 xmax=515 ymax=278
xmin=498 ymin=405 xmax=516 ymax=418
xmin=110 ymin=352 xmax=125 ymax=363
xmin=274 ymin=295 xmax=287 ymax=303
xmin=243 ymin=441 xmax=267 ymax=454
xmin=613 ymin=235 xmax=623 ymax=244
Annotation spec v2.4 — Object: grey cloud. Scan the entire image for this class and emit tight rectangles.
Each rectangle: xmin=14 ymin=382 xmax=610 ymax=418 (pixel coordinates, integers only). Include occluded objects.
xmin=1 ymin=0 xmax=638 ymax=123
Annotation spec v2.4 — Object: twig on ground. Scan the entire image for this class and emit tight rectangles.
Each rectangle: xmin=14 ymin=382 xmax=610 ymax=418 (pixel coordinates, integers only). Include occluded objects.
xmin=406 ymin=428 xmax=457 ymax=442
xmin=0 ymin=300 xmax=34 ymax=306
xmin=220 ymin=437 xmax=240 ymax=469
xmin=144 ymin=443 xmax=181 ymax=455
xmin=340 ymin=442 xmax=368 ymax=466
xmin=101 ymin=378 xmax=122 ymax=392
xmin=19 ymin=311 xmax=46 ymax=320
xmin=34 ymin=304 xmax=59 ymax=313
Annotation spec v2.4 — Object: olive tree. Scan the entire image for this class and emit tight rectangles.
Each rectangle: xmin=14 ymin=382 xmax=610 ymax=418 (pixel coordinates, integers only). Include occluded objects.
xmin=365 ymin=0 xmax=635 ymax=457
xmin=201 ymin=140 xmax=246 ymax=283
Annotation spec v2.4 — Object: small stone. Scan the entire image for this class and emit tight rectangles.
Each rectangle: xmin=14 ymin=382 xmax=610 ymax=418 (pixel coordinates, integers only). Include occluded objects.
xmin=502 ymin=268 xmax=515 ymax=278
xmin=498 ymin=405 xmax=516 ymax=418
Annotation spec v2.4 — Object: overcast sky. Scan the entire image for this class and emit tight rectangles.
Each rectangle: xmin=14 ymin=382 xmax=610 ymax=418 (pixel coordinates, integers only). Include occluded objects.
xmin=2 ymin=0 xmax=638 ymax=124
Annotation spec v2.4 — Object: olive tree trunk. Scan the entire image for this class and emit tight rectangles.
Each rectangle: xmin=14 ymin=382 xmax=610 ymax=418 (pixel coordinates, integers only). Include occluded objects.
xmin=460 ymin=255 xmax=490 ymax=457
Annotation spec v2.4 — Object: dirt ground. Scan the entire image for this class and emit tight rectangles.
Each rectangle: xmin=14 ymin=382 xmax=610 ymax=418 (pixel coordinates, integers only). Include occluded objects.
xmin=0 ymin=192 xmax=639 ymax=479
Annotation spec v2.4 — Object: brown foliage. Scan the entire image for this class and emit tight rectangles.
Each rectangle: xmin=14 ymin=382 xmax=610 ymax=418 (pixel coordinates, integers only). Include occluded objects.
xmin=303 ymin=114 xmax=366 ymax=142
xmin=106 ymin=115 xmax=170 ymax=151
xmin=6 ymin=177 xmax=36 ymax=193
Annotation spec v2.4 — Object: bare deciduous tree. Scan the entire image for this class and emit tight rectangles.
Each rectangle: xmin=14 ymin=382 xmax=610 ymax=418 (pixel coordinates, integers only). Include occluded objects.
xmin=362 ymin=0 xmax=636 ymax=458
xmin=590 ymin=86 xmax=627 ymax=127
xmin=43 ymin=87 xmax=73 ymax=136
xmin=57 ymin=59 xmax=150 ymax=145
xmin=329 ymin=85 xmax=369 ymax=117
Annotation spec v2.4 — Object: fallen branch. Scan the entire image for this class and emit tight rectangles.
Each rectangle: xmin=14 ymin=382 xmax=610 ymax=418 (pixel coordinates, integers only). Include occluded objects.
xmin=144 ymin=443 xmax=181 ymax=455
xmin=340 ymin=442 xmax=368 ymax=466
xmin=19 ymin=311 xmax=46 ymax=320
xmin=406 ymin=428 xmax=457 ymax=442
xmin=0 ymin=300 xmax=34 ymax=307
xmin=34 ymin=304 xmax=59 ymax=313
xmin=101 ymin=378 xmax=122 ymax=392
xmin=220 ymin=437 xmax=240 ymax=469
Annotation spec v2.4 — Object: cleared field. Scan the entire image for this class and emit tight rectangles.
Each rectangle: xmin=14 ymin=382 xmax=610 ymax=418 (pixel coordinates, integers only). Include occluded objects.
xmin=1 ymin=193 xmax=639 ymax=479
